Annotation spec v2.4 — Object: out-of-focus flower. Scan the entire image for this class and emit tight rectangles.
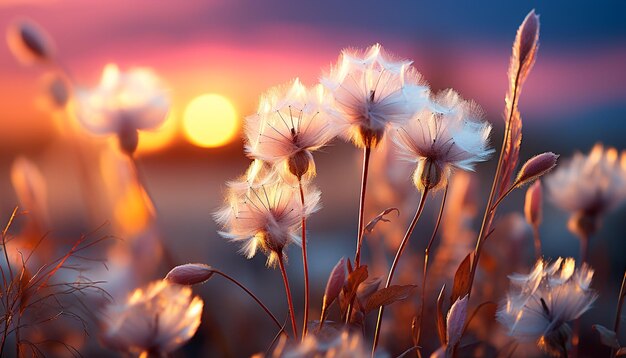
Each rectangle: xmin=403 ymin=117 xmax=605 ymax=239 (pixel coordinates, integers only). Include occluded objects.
xmin=392 ymin=89 xmax=493 ymax=190
xmin=322 ymin=43 xmax=429 ymax=149
xmin=525 ymin=180 xmax=543 ymax=228
xmin=74 ymin=64 xmax=170 ymax=155
xmin=271 ymin=329 xmax=381 ymax=358
xmin=215 ymin=179 xmax=320 ymax=266
xmin=246 ymin=79 xmax=339 ymax=181
xmin=6 ymin=18 xmax=55 ymax=65
xmin=496 ymin=258 xmax=597 ymax=356
xmin=546 ymin=143 xmax=626 ymax=237
xmin=11 ymin=157 xmax=49 ymax=229
xmin=102 ymin=280 xmax=203 ymax=356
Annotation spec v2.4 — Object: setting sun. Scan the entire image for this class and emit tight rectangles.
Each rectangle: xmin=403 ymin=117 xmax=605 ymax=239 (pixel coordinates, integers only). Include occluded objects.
xmin=183 ymin=94 xmax=238 ymax=148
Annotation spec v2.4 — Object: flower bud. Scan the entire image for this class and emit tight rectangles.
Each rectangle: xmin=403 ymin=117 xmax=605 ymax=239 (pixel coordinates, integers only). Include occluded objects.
xmin=322 ymin=257 xmax=347 ymax=313
xmin=165 ymin=263 xmax=214 ymax=285
xmin=413 ymin=158 xmax=443 ymax=190
xmin=287 ymin=150 xmax=314 ymax=179
xmin=515 ymin=152 xmax=559 ymax=187
xmin=117 ymin=123 xmax=139 ymax=155
xmin=524 ymin=180 xmax=543 ymax=227
xmin=7 ymin=19 xmax=54 ymax=65
xmin=358 ymin=125 xmax=384 ymax=149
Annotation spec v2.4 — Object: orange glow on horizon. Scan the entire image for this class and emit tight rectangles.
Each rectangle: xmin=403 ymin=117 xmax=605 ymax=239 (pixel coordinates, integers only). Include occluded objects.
xmin=183 ymin=93 xmax=238 ymax=148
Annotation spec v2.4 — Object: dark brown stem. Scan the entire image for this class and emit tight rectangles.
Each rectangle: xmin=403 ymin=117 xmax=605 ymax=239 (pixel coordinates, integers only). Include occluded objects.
xmin=212 ymin=270 xmax=284 ymax=335
xmin=298 ymin=180 xmax=310 ymax=339
xmin=611 ymin=271 xmax=626 ymax=358
xmin=416 ymin=184 xmax=448 ymax=348
xmin=372 ymin=187 xmax=430 ymax=354
xmin=354 ymin=146 xmax=372 ymax=267
xmin=277 ymin=254 xmax=298 ymax=340
xmin=346 ymin=146 xmax=371 ymax=324
xmin=532 ymin=225 xmax=542 ymax=260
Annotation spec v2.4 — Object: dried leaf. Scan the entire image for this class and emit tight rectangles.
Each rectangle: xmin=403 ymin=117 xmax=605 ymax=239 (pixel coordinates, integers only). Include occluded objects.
xmin=165 ymin=263 xmax=214 ymax=285
xmin=357 ymin=277 xmax=382 ymax=302
xmin=617 ymin=347 xmax=626 ymax=356
xmin=446 ymin=295 xmax=469 ymax=352
xmin=436 ymin=285 xmax=447 ymax=346
xmin=364 ymin=207 xmax=400 ymax=234
xmin=592 ymin=324 xmax=620 ymax=349
xmin=451 ymin=253 xmax=472 ymax=304
xmin=498 ymin=10 xmax=540 ymax=197
xmin=340 ymin=265 xmax=368 ymax=316
xmin=364 ymin=285 xmax=417 ymax=313
xmin=321 ymin=257 xmax=347 ymax=317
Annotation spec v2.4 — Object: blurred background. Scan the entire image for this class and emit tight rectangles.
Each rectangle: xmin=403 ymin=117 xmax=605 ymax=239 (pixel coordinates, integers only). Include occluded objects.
xmin=0 ymin=0 xmax=625 ymax=356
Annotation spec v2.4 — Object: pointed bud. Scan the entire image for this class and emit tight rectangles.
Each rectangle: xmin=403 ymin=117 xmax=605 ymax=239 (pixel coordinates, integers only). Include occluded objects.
xmin=515 ymin=152 xmax=558 ymax=187
xmin=446 ymin=295 xmax=468 ymax=352
xmin=165 ymin=263 xmax=215 ymax=285
xmin=524 ymin=180 xmax=543 ymax=227
xmin=322 ymin=257 xmax=347 ymax=312
xmin=7 ymin=19 xmax=54 ymax=65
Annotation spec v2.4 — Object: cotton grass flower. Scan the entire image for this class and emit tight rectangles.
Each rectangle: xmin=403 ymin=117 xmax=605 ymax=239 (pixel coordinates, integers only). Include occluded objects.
xmin=497 ymin=258 xmax=597 ymax=356
xmin=102 ymin=280 xmax=203 ymax=356
xmin=546 ymin=143 xmax=626 ymax=238
xmin=215 ymin=178 xmax=321 ymax=267
xmin=74 ymin=64 xmax=170 ymax=155
xmin=271 ymin=330 xmax=378 ymax=358
xmin=322 ymin=43 xmax=429 ymax=149
xmin=392 ymin=89 xmax=494 ymax=190
xmin=245 ymin=79 xmax=338 ymax=181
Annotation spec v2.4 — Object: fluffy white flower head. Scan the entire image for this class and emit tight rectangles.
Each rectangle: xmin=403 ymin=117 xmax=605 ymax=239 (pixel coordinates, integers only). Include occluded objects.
xmin=497 ymin=258 xmax=596 ymax=356
xmin=246 ymin=79 xmax=339 ymax=180
xmin=273 ymin=330 xmax=377 ymax=358
xmin=75 ymin=64 xmax=170 ymax=154
xmin=546 ymin=143 xmax=626 ymax=236
xmin=322 ymin=43 xmax=430 ymax=149
xmin=215 ymin=177 xmax=320 ymax=267
xmin=102 ymin=280 xmax=203 ymax=355
xmin=393 ymin=89 xmax=493 ymax=190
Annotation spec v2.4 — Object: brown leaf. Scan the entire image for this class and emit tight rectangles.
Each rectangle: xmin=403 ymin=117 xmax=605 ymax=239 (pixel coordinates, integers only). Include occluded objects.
xmin=616 ymin=347 xmax=626 ymax=356
xmin=436 ymin=284 xmax=447 ymax=346
xmin=340 ymin=265 xmax=368 ymax=316
xmin=322 ymin=257 xmax=347 ymax=316
xmin=363 ymin=284 xmax=417 ymax=313
xmin=364 ymin=208 xmax=400 ymax=234
xmin=498 ymin=10 xmax=540 ymax=197
xmin=451 ymin=253 xmax=472 ymax=304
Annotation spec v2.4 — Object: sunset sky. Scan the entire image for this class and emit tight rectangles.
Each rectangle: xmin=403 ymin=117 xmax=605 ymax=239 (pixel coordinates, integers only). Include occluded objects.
xmin=0 ymin=0 xmax=625 ymax=151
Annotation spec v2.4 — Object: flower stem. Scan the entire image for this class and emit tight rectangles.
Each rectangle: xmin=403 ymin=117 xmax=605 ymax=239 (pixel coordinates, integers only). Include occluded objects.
xmin=354 ymin=146 xmax=372 ymax=267
xmin=345 ymin=145 xmax=371 ymax=324
xmin=611 ymin=271 xmax=626 ymax=358
xmin=278 ymin=254 xmax=298 ymax=340
xmin=416 ymin=184 xmax=448 ymax=348
xmin=372 ymin=187 xmax=429 ymax=354
xmin=213 ymin=270 xmax=285 ymax=335
xmin=298 ymin=180 xmax=310 ymax=339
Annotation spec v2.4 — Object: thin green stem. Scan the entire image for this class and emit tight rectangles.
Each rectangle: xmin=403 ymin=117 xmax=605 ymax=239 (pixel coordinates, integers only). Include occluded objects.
xmin=278 ymin=254 xmax=298 ymax=340
xmin=372 ymin=188 xmax=430 ymax=355
xmin=298 ymin=180 xmax=310 ymax=339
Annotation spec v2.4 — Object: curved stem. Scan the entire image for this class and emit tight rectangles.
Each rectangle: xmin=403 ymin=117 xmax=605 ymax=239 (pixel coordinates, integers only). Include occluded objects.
xmin=298 ymin=180 xmax=310 ymax=339
xmin=416 ymin=184 xmax=448 ymax=348
xmin=212 ymin=270 xmax=284 ymax=335
xmin=277 ymin=254 xmax=298 ymax=340
xmin=611 ymin=271 xmax=626 ymax=358
xmin=372 ymin=188 xmax=430 ymax=354
xmin=354 ymin=146 xmax=372 ymax=267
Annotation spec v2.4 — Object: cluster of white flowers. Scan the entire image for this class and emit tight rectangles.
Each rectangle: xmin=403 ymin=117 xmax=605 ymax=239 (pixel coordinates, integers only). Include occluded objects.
xmin=497 ymin=258 xmax=597 ymax=356
xmin=217 ymin=44 xmax=494 ymax=263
